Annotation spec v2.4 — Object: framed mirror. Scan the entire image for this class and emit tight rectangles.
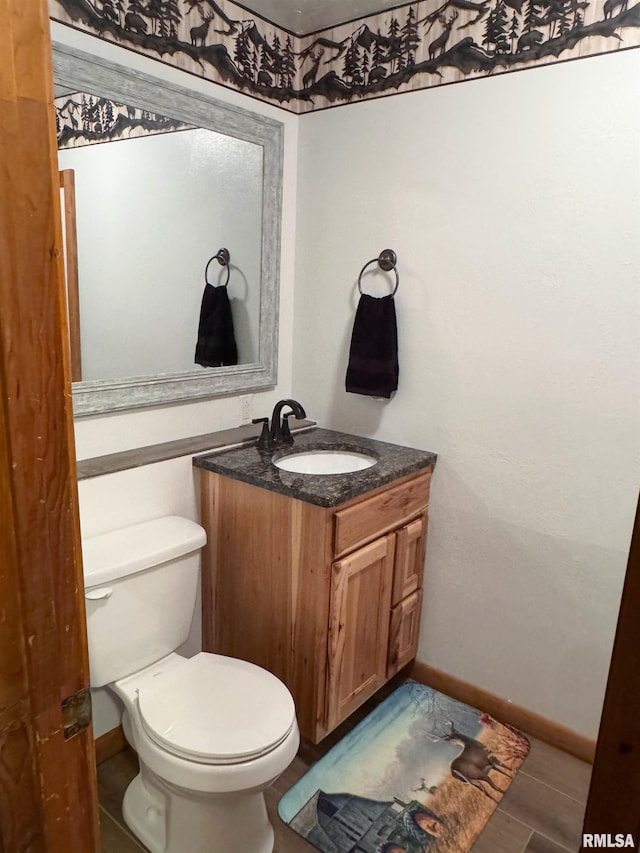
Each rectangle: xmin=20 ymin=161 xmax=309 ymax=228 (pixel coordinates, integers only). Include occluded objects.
xmin=52 ymin=42 xmax=283 ymax=417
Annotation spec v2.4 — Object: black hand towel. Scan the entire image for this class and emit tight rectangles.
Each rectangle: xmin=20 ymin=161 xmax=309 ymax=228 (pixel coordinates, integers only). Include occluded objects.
xmin=346 ymin=293 xmax=399 ymax=398
xmin=194 ymin=283 xmax=238 ymax=367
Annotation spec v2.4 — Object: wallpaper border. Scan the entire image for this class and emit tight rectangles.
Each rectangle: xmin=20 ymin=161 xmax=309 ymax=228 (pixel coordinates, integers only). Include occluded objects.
xmin=50 ymin=0 xmax=640 ymax=114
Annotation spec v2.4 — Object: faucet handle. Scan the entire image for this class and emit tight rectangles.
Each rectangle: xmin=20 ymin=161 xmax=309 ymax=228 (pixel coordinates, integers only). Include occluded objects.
xmin=252 ymin=417 xmax=273 ymax=450
xmin=281 ymin=413 xmax=295 ymax=445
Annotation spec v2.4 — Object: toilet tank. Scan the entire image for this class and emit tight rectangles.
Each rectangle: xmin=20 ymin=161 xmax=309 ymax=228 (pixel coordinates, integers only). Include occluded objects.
xmin=82 ymin=516 xmax=207 ymax=687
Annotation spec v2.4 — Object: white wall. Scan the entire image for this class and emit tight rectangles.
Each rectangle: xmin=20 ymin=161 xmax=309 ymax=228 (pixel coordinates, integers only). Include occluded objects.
xmin=51 ymin=22 xmax=300 ymax=735
xmin=292 ymin=51 xmax=640 ymax=738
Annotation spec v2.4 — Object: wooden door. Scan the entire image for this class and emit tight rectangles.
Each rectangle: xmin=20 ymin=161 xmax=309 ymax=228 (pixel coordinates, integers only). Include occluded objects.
xmin=582 ymin=496 xmax=640 ymax=843
xmin=327 ymin=535 xmax=395 ymax=731
xmin=0 ymin=1 xmax=100 ymax=850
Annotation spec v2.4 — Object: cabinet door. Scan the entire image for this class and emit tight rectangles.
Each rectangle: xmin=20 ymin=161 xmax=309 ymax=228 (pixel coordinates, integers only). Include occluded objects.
xmin=391 ymin=514 xmax=428 ymax=605
xmin=326 ymin=534 xmax=395 ymax=731
xmin=387 ymin=589 xmax=423 ymax=678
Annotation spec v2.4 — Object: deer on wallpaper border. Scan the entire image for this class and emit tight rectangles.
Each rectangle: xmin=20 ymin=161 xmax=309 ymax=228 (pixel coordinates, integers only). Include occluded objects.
xmin=191 ymin=11 xmax=214 ymax=46
xmin=428 ymin=12 xmax=458 ymax=59
xmin=302 ymin=49 xmax=324 ymax=88
xmin=432 ymin=720 xmax=513 ymax=803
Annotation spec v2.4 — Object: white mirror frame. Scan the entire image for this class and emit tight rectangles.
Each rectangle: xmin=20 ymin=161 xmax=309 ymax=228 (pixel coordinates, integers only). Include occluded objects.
xmin=53 ymin=42 xmax=282 ymax=418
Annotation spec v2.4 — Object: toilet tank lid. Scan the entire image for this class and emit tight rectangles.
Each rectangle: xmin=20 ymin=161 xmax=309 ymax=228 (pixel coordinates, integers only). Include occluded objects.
xmin=82 ymin=516 xmax=207 ymax=588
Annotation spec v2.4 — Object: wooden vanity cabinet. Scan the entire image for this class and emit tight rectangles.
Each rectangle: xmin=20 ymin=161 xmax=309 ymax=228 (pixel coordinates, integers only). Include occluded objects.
xmin=200 ymin=467 xmax=432 ymax=742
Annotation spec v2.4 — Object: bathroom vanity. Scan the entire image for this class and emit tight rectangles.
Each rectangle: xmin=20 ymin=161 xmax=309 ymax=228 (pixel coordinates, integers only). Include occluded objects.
xmin=194 ymin=428 xmax=436 ymax=743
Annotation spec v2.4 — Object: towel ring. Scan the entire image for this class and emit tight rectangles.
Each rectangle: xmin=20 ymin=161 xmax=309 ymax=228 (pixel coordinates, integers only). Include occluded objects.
xmin=357 ymin=249 xmax=399 ymax=296
xmin=205 ymin=247 xmax=231 ymax=287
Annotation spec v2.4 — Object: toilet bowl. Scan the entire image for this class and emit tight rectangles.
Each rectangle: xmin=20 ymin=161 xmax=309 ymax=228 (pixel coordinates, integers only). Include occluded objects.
xmin=114 ymin=652 xmax=299 ymax=853
xmin=82 ymin=517 xmax=299 ymax=853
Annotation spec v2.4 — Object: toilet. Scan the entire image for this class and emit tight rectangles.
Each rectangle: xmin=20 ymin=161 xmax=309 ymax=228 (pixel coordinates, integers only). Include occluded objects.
xmin=82 ymin=516 xmax=299 ymax=853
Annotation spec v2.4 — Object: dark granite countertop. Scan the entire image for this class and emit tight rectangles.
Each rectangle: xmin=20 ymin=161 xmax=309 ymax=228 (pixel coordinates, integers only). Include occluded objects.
xmin=193 ymin=427 xmax=437 ymax=508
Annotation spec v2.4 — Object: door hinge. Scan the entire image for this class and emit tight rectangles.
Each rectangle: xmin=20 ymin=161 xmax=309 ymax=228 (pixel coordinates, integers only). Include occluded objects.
xmin=62 ymin=687 xmax=92 ymax=740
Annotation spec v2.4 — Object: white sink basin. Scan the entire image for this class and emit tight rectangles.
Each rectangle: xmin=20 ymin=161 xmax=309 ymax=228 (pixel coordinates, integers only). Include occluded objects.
xmin=273 ymin=449 xmax=377 ymax=475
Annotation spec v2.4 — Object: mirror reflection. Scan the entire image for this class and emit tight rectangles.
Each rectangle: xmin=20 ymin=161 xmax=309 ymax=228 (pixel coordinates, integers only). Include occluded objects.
xmin=56 ymin=92 xmax=263 ymax=383
xmin=52 ymin=43 xmax=282 ymax=417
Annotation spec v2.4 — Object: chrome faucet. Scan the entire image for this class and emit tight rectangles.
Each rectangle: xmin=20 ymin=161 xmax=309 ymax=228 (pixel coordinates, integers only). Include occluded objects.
xmin=253 ymin=399 xmax=306 ymax=449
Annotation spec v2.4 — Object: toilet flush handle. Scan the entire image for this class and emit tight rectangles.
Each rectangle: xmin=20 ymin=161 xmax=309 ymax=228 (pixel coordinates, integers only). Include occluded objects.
xmin=85 ymin=587 xmax=113 ymax=600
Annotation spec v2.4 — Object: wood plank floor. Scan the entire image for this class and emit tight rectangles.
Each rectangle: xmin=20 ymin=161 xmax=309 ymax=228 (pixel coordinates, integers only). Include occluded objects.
xmin=98 ymin=693 xmax=590 ymax=853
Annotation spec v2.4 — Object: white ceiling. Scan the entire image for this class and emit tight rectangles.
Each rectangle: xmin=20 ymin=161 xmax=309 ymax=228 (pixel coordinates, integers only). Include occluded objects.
xmin=236 ymin=0 xmax=405 ymax=34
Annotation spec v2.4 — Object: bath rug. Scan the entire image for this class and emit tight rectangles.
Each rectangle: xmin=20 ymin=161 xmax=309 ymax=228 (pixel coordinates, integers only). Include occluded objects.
xmin=278 ymin=682 xmax=530 ymax=853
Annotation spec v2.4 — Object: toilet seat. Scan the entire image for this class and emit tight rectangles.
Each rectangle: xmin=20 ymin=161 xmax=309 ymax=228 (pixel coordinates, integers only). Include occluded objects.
xmin=135 ymin=653 xmax=296 ymax=765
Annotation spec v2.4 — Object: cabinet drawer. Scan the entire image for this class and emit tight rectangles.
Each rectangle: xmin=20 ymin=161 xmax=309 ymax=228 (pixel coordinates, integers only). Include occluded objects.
xmin=334 ymin=471 xmax=431 ymax=558
xmin=387 ymin=589 xmax=423 ymax=678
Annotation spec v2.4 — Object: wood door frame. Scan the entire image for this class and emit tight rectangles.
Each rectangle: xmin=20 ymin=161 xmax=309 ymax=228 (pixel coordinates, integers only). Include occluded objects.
xmin=582 ymin=496 xmax=640 ymax=844
xmin=0 ymin=1 xmax=99 ymax=850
